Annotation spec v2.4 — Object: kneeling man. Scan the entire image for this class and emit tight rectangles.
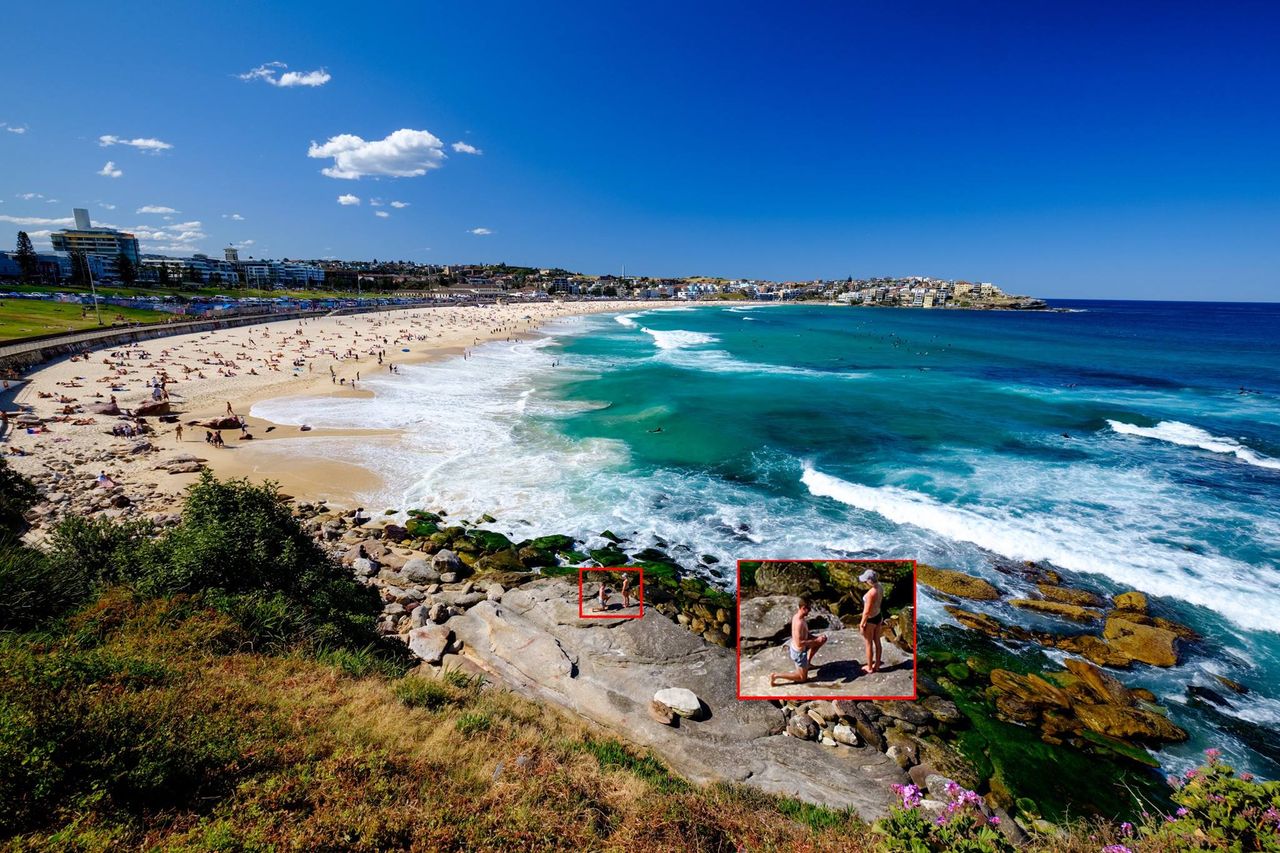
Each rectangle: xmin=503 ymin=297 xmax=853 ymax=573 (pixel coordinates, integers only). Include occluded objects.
xmin=770 ymin=598 xmax=827 ymax=687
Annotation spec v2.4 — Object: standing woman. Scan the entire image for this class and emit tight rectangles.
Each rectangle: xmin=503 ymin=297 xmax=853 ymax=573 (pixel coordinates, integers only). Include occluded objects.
xmin=858 ymin=569 xmax=884 ymax=674
xmin=621 ymin=572 xmax=632 ymax=609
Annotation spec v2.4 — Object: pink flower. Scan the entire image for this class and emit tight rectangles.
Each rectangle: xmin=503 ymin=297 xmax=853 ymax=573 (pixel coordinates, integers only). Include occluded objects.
xmin=1176 ymin=807 xmax=1189 ymax=816
xmin=1103 ymin=846 xmax=1134 ymax=853
xmin=1204 ymin=747 xmax=1222 ymax=763
xmin=988 ymin=815 xmax=1001 ymax=826
xmin=1120 ymin=821 xmax=1134 ymax=837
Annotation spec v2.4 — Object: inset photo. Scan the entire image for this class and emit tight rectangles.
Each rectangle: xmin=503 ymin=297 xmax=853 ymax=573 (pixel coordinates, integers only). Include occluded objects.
xmin=736 ymin=559 xmax=917 ymax=700
xmin=578 ymin=567 xmax=644 ymax=619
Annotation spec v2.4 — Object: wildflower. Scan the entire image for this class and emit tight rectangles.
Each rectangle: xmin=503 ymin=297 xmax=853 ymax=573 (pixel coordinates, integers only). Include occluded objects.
xmin=1120 ymin=821 xmax=1134 ymax=837
xmin=1265 ymin=807 xmax=1280 ymax=825
xmin=1103 ymin=846 xmax=1134 ymax=853
xmin=1165 ymin=774 xmax=1181 ymax=789
xmin=1184 ymin=769 xmax=1198 ymax=781
xmin=944 ymin=780 xmax=962 ymax=797
xmin=1204 ymin=747 xmax=1222 ymax=763
xmin=988 ymin=815 xmax=1001 ymax=826
xmin=1176 ymin=807 xmax=1189 ymax=817
xmin=1242 ymin=772 xmax=1255 ymax=782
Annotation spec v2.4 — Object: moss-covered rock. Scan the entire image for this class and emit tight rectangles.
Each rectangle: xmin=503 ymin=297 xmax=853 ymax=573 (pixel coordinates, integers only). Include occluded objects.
xmin=918 ymin=564 xmax=1001 ymax=600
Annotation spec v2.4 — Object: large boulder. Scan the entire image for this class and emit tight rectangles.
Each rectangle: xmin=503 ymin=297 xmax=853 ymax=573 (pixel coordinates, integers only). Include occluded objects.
xmin=1072 ymin=703 xmax=1188 ymax=743
xmin=1112 ymin=591 xmax=1148 ymax=613
xmin=402 ymin=557 xmax=440 ymax=584
xmin=653 ymin=687 xmax=701 ymax=719
xmin=1102 ymin=617 xmax=1179 ymax=667
xmin=989 ymin=669 xmax=1071 ymax=709
xmin=475 ymin=548 xmax=527 ymax=575
xmin=1008 ymin=598 xmax=1102 ymax=623
xmin=89 ymin=401 xmax=121 ymax=415
xmin=755 ymin=562 xmax=821 ymax=597
xmin=407 ymin=625 xmax=451 ymax=664
xmin=1036 ymin=583 xmax=1105 ymax=608
xmin=738 ymin=594 xmax=800 ymax=651
xmin=787 ymin=713 xmax=819 ymax=741
xmin=200 ymin=415 xmax=242 ymax=430
xmin=1064 ymin=658 xmax=1132 ymax=707
xmin=917 ymin=565 xmax=1000 ymax=600
xmin=431 ymin=549 xmax=464 ymax=575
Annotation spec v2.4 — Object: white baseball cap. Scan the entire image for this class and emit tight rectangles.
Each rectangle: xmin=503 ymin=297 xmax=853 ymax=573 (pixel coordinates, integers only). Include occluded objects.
xmin=858 ymin=569 xmax=878 ymax=582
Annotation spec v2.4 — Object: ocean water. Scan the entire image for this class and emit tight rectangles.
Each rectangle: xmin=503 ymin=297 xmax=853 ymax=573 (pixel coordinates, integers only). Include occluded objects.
xmin=252 ymin=300 xmax=1280 ymax=777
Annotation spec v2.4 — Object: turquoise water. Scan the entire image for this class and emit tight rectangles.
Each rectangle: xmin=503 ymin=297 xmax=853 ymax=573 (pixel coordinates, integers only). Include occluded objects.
xmin=254 ymin=300 xmax=1280 ymax=777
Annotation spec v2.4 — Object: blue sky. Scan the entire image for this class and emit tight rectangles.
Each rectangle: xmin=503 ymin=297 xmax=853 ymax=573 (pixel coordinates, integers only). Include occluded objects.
xmin=1 ymin=1 xmax=1277 ymax=299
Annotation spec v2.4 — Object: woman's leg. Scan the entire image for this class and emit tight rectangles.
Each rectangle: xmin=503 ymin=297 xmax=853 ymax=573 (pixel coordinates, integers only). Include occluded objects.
xmin=861 ymin=625 xmax=876 ymax=674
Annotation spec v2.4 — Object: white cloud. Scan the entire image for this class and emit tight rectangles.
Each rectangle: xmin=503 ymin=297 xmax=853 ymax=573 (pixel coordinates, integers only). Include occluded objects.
xmin=369 ymin=199 xmax=383 ymax=207
xmin=99 ymin=135 xmax=173 ymax=153
xmin=131 ymin=220 xmax=206 ymax=250
xmin=239 ymin=61 xmax=331 ymax=88
xmin=0 ymin=214 xmax=74 ymax=227
xmin=236 ymin=239 xmax=255 ymax=247
xmin=98 ymin=161 xmax=123 ymax=178
xmin=308 ymin=128 xmax=446 ymax=179
xmin=16 ymin=192 xmax=42 ymax=200
xmin=99 ymin=202 xmax=116 ymax=210
xmin=337 ymin=194 xmax=361 ymax=206
xmin=137 ymin=205 xmax=178 ymax=214
xmin=374 ymin=210 xmax=390 ymax=218
xmin=468 ymin=227 xmax=492 ymax=235
xmin=451 ymin=141 xmax=483 ymax=155
xmin=223 ymin=213 xmax=245 ymax=220
xmin=1 ymin=122 xmax=28 ymax=134
xmin=390 ymin=200 xmax=409 ymax=208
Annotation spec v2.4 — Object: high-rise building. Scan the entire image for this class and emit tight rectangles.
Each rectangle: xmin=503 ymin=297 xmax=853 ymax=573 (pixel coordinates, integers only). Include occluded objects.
xmin=224 ymin=246 xmax=240 ymax=263
xmin=49 ymin=208 xmax=140 ymax=280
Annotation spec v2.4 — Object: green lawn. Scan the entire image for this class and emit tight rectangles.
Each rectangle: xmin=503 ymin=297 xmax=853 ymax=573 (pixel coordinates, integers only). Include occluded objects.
xmin=0 ymin=298 xmax=169 ymax=342
xmin=6 ymin=282 xmax=380 ymax=301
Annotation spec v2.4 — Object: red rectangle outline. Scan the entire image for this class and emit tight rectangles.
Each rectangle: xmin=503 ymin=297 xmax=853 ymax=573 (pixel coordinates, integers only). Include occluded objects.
xmin=578 ymin=566 xmax=645 ymax=620
xmin=735 ymin=559 xmax=918 ymax=702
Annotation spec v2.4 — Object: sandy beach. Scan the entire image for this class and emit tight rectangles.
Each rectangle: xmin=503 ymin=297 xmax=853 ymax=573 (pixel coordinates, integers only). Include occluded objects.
xmin=1 ymin=300 xmax=652 ymax=521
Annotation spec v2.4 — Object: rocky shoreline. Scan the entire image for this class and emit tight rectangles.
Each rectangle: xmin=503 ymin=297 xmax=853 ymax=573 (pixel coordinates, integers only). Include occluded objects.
xmin=14 ymin=472 xmax=1221 ymax=836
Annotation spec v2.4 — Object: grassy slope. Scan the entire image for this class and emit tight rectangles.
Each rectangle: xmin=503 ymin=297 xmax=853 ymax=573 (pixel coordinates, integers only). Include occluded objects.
xmin=0 ymin=299 xmax=167 ymax=342
xmin=0 ymin=590 xmax=876 ymax=852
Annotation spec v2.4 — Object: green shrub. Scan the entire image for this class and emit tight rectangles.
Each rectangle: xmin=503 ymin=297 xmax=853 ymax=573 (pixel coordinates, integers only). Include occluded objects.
xmin=576 ymin=735 xmax=689 ymax=794
xmin=392 ymin=676 xmax=454 ymax=710
xmin=0 ymin=633 xmax=270 ymax=836
xmin=440 ymin=665 xmax=487 ymax=691
xmin=455 ymin=712 xmax=492 ymax=735
xmin=1136 ymin=749 xmax=1280 ymax=851
xmin=0 ymin=456 xmax=38 ymax=533
xmin=315 ymin=643 xmax=406 ymax=678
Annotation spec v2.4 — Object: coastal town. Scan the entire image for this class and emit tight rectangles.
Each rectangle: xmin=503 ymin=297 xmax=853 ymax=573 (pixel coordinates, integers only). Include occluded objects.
xmin=0 ymin=208 xmax=1047 ymax=316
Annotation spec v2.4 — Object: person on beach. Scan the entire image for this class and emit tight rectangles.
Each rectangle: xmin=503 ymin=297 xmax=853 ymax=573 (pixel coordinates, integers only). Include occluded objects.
xmin=621 ymin=573 xmax=632 ymax=609
xmin=174 ymin=424 xmax=183 ymax=442
xmin=95 ymin=471 xmax=115 ymax=489
xmin=770 ymin=599 xmax=827 ymax=687
xmin=858 ymin=569 xmax=884 ymax=674
xmin=597 ymin=581 xmax=609 ymax=611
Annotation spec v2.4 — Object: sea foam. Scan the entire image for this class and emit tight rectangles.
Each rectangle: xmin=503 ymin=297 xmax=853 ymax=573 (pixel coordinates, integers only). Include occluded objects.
xmin=1108 ymin=419 xmax=1280 ymax=470
xmin=800 ymin=462 xmax=1280 ymax=634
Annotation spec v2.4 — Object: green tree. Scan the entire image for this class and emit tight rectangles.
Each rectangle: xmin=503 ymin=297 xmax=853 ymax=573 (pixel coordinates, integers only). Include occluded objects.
xmin=157 ymin=263 xmax=172 ymax=286
xmin=14 ymin=231 xmax=38 ymax=281
xmin=69 ymin=250 xmax=89 ymax=287
xmin=115 ymin=251 xmax=137 ymax=285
